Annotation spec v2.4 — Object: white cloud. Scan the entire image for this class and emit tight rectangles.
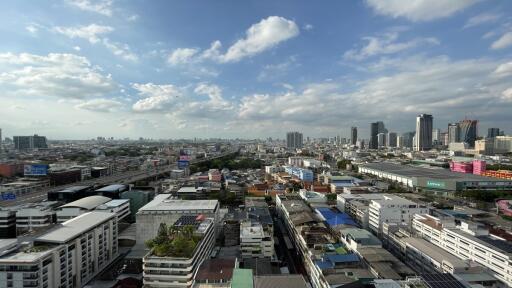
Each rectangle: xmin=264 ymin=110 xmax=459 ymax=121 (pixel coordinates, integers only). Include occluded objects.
xmin=168 ymin=48 xmax=199 ymax=65
xmin=54 ymin=24 xmax=114 ymax=43
xmin=494 ymin=61 xmax=512 ymax=78
xmin=303 ymin=24 xmax=314 ymax=31
xmin=168 ymin=16 xmax=299 ymax=64
xmin=464 ymin=12 xmax=502 ymax=29
xmin=344 ymin=31 xmax=439 ymax=60
xmin=26 ymin=25 xmax=38 ymax=34
xmin=491 ymin=32 xmax=512 ymax=50
xmin=502 ymin=88 xmax=512 ymax=101
xmin=193 ymin=83 xmax=234 ymax=111
xmin=222 ymin=16 xmax=299 ymax=63
xmin=66 ymin=0 xmax=113 ymax=16
xmin=132 ymin=83 xmax=181 ymax=112
xmin=127 ymin=14 xmax=139 ymax=22
xmin=102 ymin=39 xmax=138 ymax=61
xmin=258 ymin=56 xmax=299 ymax=81
xmin=365 ymin=0 xmax=477 ymax=22
xmin=73 ymin=46 xmax=81 ymax=51
xmin=0 ymin=52 xmax=116 ymax=99
xmin=75 ymin=98 xmax=123 ymax=112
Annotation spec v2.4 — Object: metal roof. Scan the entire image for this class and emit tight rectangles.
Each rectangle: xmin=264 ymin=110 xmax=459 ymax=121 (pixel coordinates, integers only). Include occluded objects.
xmin=59 ymin=195 xmax=111 ymax=210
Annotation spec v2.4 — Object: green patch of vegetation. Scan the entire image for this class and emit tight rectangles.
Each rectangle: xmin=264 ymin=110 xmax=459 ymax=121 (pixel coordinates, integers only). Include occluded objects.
xmin=501 ymin=215 xmax=512 ymax=221
xmin=337 ymin=159 xmax=352 ymax=170
xmin=24 ymin=245 xmax=51 ymax=253
xmin=326 ymin=193 xmax=337 ymax=202
xmin=105 ymin=146 xmax=159 ymax=157
xmin=65 ymin=152 xmax=96 ymax=163
xmin=190 ymin=152 xmax=263 ymax=173
xmin=145 ymin=223 xmax=201 ymax=258
xmin=454 ymin=190 xmax=512 ymax=203
xmin=486 ymin=164 xmax=512 ymax=171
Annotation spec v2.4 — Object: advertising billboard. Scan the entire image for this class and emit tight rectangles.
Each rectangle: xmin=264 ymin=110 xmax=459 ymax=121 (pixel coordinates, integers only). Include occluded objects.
xmin=177 ymin=160 xmax=190 ymax=169
xmin=1 ymin=192 xmax=16 ymax=201
xmin=24 ymin=164 xmax=49 ymax=176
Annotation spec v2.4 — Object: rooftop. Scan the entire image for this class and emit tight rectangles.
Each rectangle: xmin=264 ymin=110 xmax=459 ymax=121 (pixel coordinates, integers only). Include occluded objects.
xmin=95 ymin=184 xmax=127 ymax=192
xmin=56 ymin=185 xmax=91 ymax=193
xmin=316 ymin=207 xmax=358 ymax=227
xmin=195 ymin=258 xmax=236 ymax=282
xmin=404 ymin=237 xmax=467 ymax=267
xmin=36 ymin=211 xmax=115 ymax=244
xmin=254 ymin=275 xmax=308 ymax=288
xmin=59 ymin=195 xmax=111 ymax=210
xmin=231 ymin=268 xmax=254 ymax=288
xmin=139 ymin=194 xmax=218 ymax=212
xmin=96 ymin=199 xmax=130 ymax=209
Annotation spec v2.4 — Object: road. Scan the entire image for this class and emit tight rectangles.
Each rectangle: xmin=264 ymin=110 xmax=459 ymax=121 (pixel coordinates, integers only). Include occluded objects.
xmin=0 ymin=150 xmax=238 ymax=207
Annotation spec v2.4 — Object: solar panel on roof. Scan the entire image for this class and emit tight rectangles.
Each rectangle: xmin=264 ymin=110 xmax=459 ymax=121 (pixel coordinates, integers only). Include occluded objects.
xmin=420 ymin=273 xmax=467 ymax=288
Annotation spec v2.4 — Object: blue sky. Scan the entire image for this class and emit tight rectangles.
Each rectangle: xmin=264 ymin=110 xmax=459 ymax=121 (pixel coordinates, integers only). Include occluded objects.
xmin=0 ymin=0 xmax=511 ymax=139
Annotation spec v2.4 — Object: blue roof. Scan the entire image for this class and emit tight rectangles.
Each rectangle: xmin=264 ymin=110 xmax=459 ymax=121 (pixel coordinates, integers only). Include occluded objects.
xmin=315 ymin=253 xmax=359 ymax=270
xmin=316 ymin=207 xmax=358 ymax=227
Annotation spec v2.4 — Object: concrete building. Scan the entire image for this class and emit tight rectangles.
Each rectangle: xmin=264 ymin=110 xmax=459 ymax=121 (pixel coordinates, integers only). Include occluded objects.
xmin=0 ymin=212 xmax=118 ymax=288
xmin=136 ymin=195 xmax=219 ymax=246
xmin=488 ymin=128 xmax=500 ymax=139
xmin=458 ymin=119 xmax=478 ymax=147
xmin=15 ymin=202 xmax=59 ymax=234
xmin=95 ymin=199 xmax=131 ymax=222
xmin=448 ymin=123 xmax=460 ymax=144
xmin=415 ymin=114 xmax=433 ymax=151
xmin=142 ymin=216 xmax=215 ymax=287
xmin=368 ymin=194 xmax=428 ymax=235
xmin=377 ymin=133 xmax=386 ymax=148
xmin=413 ymin=214 xmax=512 ymax=286
xmin=386 ymin=132 xmax=397 ymax=148
xmin=13 ymin=135 xmax=47 ymax=150
xmin=240 ymin=220 xmax=274 ymax=259
xmin=286 ymin=132 xmax=303 ymax=150
xmin=0 ymin=209 xmax=16 ymax=238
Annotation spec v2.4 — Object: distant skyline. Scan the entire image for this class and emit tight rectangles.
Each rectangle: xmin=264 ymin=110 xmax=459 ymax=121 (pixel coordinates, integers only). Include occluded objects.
xmin=1 ymin=0 xmax=512 ymax=139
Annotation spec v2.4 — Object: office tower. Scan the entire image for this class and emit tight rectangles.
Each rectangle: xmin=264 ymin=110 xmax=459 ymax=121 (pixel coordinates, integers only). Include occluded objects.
xmin=487 ymin=128 xmax=500 ymax=138
xmin=351 ymin=127 xmax=357 ymax=145
xmin=396 ymin=135 xmax=403 ymax=147
xmin=440 ymin=132 xmax=448 ymax=146
xmin=458 ymin=119 xmax=478 ymax=147
xmin=401 ymin=132 xmax=415 ymax=148
xmin=13 ymin=134 xmax=48 ymax=150
xmin=370 ymin=121 xmax=386 ymax=149
xmin=448 ymin=123 xmax=460 ymax=144
xmin=415 ymin=114 xmax=433 ymax=151
xmin=286 ymin=131 xmax=303 ymax=149
xmin=386 ymin=132 xmax=397 ymax=147
xmin=377 ymin=133 xmax=386 ymax=148
xmin=432 ymin=128 xmax=440 ymax=143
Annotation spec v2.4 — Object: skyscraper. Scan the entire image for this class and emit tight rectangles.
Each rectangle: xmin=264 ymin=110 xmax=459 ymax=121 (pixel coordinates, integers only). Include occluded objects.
xmin=402 ymin=132 xmax=415 ymax=148
xmin=415 ymin=114 xmax=433 ymax=151
xmin=370 ymin=121 xmax=386 ymax=149
xmin=448 ymin=123 xmax=460 ymax=144
xmin=432 ymin=129 xmax=440 ymax=143
xmin=487 ymin=128 xmax=500 ymax=138
xmin=458 ymin=119 xmax=478 ymax=147
xmin=350 ymin=127 xmax=357 ymax=145
xmin=386 ymin=132 xmax=397 ymax=147
xmin=377 ymin=133 xmax=386 ymax=148
xmin=286 ymin=132 xmax=303 ymax=150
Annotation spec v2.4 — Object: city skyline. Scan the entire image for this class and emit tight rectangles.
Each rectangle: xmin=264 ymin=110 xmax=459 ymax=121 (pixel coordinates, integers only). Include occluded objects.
xmin=1 ymin=1 xmax=512 ymax=139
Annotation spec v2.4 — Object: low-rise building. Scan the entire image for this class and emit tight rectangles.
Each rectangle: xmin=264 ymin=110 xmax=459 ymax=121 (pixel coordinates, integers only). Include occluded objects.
xmin=240 ymin=220 xmax=274 ymax=259
xmin=56 ymin=195 xmax=111 ymax=222
xmin=95 ymin=199 xmax=131 ymax=222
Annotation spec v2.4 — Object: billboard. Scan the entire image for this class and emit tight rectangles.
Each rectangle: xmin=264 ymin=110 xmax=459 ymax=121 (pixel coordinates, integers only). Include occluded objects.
xmin=1 ymin=192 xmax=16 ymax=201
xmin=177 ymin=160 xmax=190 ymax=169
xmin=24 ymin=164 xmax=49 ymax=176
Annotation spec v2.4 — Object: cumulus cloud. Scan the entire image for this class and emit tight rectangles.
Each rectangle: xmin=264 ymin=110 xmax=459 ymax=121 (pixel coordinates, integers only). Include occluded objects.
xmin=167 ymin=16 xmax=299 ymax=65
xmin=75 ymin=98 xmax=123 ymax=112
xmin=464 ymin=12 xmax=502 ymax=29
xmin=0 ymin=52 xmax=116 ymax=99
xmin=502 ymin=88 xmax=512 ymax=102
xmin=54 ymin=24 xmax=114 ymax=43
xmin=491 ymin=32 xmax=512 ymax=50
xmin=344 ymin=31 xmax=439 ymax=60
xmin=102 ymin=39 xmax=138 ymax=61
xmin=66 ymin=0 xmax=113 ymax=16
xmin=132 ymin=83 xmax=181 ymax=112
xmin=365 ymin=0 xmax=477 ymax=22
xmin=494 ymin=61 xmax=512 ymax=78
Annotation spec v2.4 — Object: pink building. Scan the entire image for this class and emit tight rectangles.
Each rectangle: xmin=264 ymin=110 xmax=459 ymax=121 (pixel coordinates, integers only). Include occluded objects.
xmin=472 ymin=160 xmax=486 ymax=175
xmin=208 ymin=169 xmax=222 ymax=182
xmin=449 ymin=160 xmax=486 ymax=175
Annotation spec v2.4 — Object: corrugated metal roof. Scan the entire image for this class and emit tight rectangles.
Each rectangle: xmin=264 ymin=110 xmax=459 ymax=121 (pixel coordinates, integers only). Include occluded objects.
xmin=59 ymin=195 xmax=111 ymax=210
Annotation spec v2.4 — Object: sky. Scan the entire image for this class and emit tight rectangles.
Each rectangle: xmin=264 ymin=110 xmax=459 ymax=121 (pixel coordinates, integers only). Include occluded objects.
xmin=0 ymin=0 xmax=512 ymax=140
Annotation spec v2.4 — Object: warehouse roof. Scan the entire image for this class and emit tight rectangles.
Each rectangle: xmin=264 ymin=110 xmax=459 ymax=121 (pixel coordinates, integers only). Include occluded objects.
xmin=139 ymin=194 xmax=218 ymax=212
xmin=59 ymin=195 xmax=111 ymax=210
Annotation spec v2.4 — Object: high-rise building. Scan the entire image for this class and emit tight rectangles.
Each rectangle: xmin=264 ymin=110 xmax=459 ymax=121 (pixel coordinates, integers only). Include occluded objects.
xmin=350 ymin=127 xmax=357 ymax=145
xmin=386 ymin=132 xmax=397 ymax=147
xmin=487 ymin=127 xmax=500 ymax=138
xmin=370 ymin=121 xmax=386 ymax=149
xmin=286 ymin=132 xmax=303 ymax=150
xmin=402 ymin=132 xmax=415 ymax=148
xmin=432 ymin=128 xmax=441 ymax=144
xmin=415 ymin=114 xmax=433 ymax=151
xmin=377 ymin=133 xmax=386 ymax=148
xmin=458 ymin=119 xmax=478 ymax=147
xmin=13 ymin=134 xmax=48 ymax=150
xmin=448 ymin=123 xmax=460 ymax=144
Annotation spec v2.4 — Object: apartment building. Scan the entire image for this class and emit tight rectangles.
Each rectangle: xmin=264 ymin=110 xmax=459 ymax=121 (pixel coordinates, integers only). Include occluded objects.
xmin=0 ymin=212 xmax=118 ymax=288
xmin=142 ymin=216 xmax=215 ymax=287
xmin=15 ymin=202 xmax=59 ymax=234
xmin=413 ymin=214 xmax=512 ymax=286
xmin=56 ymin=196 xmax=111 ymax=223
xmin=368 ymin=194 xmax=429 ymax=235
xmin=95 ymin=199 xmax=131 ymax=222
xmin=240 ymin=220 xmax=274 ymax=259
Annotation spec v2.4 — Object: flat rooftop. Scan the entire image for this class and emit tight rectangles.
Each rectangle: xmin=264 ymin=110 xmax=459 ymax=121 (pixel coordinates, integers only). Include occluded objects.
xmin=360 ymin=162 xmax=504 ymax=181
xmin=139 ymin=194 xmax=218 ymax=212
xmin=96 ymin=184 xmax=127 ymax=192
xmin=56 ymin=185 xmax=91 ymax=193
xmin=36 ymin=211 xmax=115 ymax=244
xmin=404 ymin=237 xmax=467 ymax=267
xmin=97 ymin=199 xmax=130 ymax=208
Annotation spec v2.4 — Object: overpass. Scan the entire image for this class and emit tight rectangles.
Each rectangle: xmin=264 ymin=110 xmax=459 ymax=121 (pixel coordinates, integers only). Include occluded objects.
xmin=0 ymin=149 xmax=238 ymax=207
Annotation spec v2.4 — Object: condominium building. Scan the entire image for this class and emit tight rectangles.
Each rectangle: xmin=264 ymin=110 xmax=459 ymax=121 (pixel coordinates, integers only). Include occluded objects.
xmin=13 ymin=135 xmax=47 ymax=150
xmin=415 ymin=114 xmax=433 ymax=151
xmin=56 ymin=196 xmax=111 ymax=223
xmin=240 ymin=220 xmax=274 ymax=259
xmin=368 ymin=194 xmax=429 ymax=235
xmin=413 ymin=214 xmax=512 ymax=286
xmin=0 ymin=212 xmax=118 ymax=288
xmin=15 ymin=202 xmax=59 ymax=234
xmin=142 ymin=216 xmax=215 ymax=287
xmin=136 ymin=195 xmax=219 ymax=245
xmin=286 ymin=132 xmax=303 ymax=150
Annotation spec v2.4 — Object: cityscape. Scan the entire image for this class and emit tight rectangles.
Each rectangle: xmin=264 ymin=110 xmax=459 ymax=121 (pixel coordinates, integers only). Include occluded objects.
xmin=1 ymin=1 xmax=512 ymax=288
